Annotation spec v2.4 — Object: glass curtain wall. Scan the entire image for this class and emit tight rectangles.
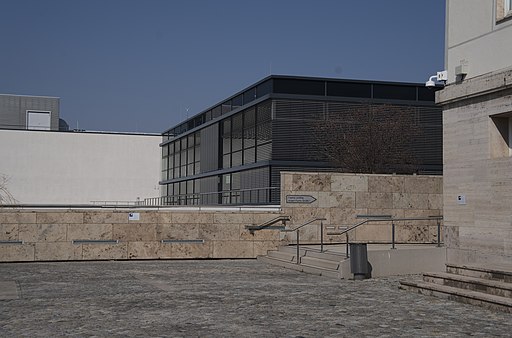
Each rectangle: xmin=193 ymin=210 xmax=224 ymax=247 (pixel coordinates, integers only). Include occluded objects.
xmin=162 ymin=100 xmax=273 ymax=205
xmin=221 ymin=101 xmax=272 ymax=170
xmin=162 ymin=131 xmax=201 ymax=204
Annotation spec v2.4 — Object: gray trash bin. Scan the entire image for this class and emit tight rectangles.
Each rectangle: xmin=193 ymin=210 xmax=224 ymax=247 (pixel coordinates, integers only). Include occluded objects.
xmin=349 ymin=243 xmax=369 ymax=280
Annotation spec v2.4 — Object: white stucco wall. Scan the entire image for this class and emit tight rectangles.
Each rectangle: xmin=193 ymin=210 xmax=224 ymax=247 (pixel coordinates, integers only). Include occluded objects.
xmin=0 ymin=129 xmax=161 ymax=204
xmin=446 ymin=0 xmax=512 ymax=83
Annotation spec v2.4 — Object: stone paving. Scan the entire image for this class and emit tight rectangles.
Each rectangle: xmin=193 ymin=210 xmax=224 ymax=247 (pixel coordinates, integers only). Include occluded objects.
xmin=0 ymin=259 xmax=510 ymax=337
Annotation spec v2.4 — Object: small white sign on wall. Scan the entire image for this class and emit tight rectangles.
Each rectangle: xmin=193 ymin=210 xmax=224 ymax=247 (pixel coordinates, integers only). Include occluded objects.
xmin=457 ymin=195 xmax=466 ymax=205
xmin=286 ymin=195 xmax=317 ymax=204
xmin=128 ymin=212 xmax=140 ymax=221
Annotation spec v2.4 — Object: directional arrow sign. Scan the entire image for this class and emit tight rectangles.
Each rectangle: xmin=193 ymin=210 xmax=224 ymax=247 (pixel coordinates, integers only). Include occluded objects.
xmin=286 ymin=195 xmax=317 ymax=204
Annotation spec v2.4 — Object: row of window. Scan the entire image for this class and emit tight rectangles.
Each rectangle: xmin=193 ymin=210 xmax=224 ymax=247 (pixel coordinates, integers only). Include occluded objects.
xmin=161 ymin=167 xmax=271 ymax=205
xmin=221 ymin=102 xmax=272 ymax=168
xmin=162 ymin=101 xmax=273 ymax=181
xmin=161 ymin=131 xmax=201 ymax=181
xmin=163 ymin=80 xmax=272 ymax=140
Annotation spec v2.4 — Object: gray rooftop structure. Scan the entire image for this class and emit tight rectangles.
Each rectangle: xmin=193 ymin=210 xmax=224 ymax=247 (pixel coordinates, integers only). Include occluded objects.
xmin=0 ymin=94 xmax=60 ymax=131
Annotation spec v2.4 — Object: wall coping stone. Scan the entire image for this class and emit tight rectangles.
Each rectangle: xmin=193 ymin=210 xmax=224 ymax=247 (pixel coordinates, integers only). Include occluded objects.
xmin=437 ymin=66 xmax=512 ymax=105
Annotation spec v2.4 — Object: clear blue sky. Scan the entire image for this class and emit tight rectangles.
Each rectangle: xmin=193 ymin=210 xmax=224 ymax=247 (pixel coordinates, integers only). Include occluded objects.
xmin=0 ymin=0 xmax=445 ymax=133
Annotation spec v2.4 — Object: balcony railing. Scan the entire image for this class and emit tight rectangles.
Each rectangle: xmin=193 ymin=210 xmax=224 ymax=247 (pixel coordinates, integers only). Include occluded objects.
xmin=141 ymin=186 xmax=278 ymax=206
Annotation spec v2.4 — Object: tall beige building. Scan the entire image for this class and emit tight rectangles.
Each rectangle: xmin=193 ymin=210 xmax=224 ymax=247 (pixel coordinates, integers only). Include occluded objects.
xmin=439 ymin=0 xmax=512 ymax=265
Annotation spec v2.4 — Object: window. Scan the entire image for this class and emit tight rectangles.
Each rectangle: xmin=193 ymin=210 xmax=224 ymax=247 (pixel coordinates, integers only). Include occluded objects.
xmin=219 ymin=101 xmax=272 ymax=170
xmin=221 ymin=100 xmax=232 ymax=114
xmin=497 ymin=0 xmax=512 ymax=21
xmin=162 ymin=131 xmax=201 ymax=181
xmin=490 ymin=114 xmax=512 ymax=158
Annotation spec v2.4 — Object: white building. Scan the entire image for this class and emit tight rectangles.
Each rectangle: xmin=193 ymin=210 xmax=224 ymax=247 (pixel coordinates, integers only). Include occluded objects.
xmin=439 ymin=0 xmax=512 ymax=265
xmin=0 ymin=129 xmax=161 ymax=205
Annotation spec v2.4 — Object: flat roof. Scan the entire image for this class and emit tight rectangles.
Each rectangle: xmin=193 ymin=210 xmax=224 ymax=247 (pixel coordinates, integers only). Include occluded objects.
xmin=0 ymin=127 xmax=160 ymax=137
xmin=0 ymin=93 xmax=60 ymax=99
xmin=162 ymin=75 xmax=435 ymax=136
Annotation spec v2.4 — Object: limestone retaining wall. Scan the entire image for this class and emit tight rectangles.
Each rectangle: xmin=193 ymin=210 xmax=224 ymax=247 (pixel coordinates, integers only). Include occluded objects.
xmin=0 ymin=173 xmax=444 ymax=262
xmin=281 ymin=172 xmax=443 ymax=244
xmin=0 ymin=209 xmax=282 ymax=262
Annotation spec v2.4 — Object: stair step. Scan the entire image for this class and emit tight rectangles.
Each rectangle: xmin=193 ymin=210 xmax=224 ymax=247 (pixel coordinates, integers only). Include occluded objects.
xmin=300 ymin=256 xmax=341 ymax=271
xmin=279 ymin=245 xmax=316 ymax=256
xmin=257 ymin=255 xmax=342 ymax=279
xmin=300 ymin=264 xmax=341 ymax=278
xmin=424 ymin=272 xmax=512 ymax=298
xmin=303 ymin=250 xmax=347 ymax=262
xmin=446 ymin=263 xmax=512 ymax=282
xmin=400 ymin=280 xmax=512 ymax=313
xmin=279 ymin=246 xmax=347 ymax=262
xmin=267 ymin=250 xmax=295 ymax=262
xmin=257 ymin=255 xmax=302 ymax=272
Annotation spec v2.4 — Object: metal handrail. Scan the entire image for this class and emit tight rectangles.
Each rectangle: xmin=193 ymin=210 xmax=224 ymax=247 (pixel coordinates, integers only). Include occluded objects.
xmin=91 ymin=200 xmax=140 ymax=206
xmin=282 ymin=217 xmax=327 ymax=264
xmin=142 ymin=186 xmax=279 ymax=206
xmin=245 ymin=215 xmax=291 ymax=233
xmin=327 ymin=215 xmax=444 ymax=257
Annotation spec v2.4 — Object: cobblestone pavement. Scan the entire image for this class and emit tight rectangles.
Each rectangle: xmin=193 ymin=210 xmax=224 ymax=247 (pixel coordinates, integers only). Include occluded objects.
xmin=0 ymin=259 xmax=510 ymax=337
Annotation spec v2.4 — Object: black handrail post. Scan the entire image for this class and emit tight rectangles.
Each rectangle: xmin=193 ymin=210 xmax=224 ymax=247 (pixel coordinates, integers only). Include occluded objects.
xmin=437 ymin=220 xmax=441 ymax=247
xmin=346 ymin=232 xmax=349 ymax=257
xmin=296 ymin=230 xmax=300 ymax=265
xmin=320 ymin=221 xmax=324 ymax=253
xmin=391 ymin=222 xmax=396 ymax=249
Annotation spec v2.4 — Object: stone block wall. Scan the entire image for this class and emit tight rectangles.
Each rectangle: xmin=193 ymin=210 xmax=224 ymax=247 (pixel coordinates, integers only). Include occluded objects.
xmin=0 ymin=210 xmax=282 ymax=262
xmin=281 ymin=172 xmax=443 ymax=244
xmin=438 ymin=68 xmax=512 ymax=266
xmin=0 ymin=173 xmax=444 ymax=262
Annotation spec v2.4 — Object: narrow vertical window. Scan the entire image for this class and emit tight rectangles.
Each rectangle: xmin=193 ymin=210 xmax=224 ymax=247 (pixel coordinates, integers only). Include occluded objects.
xmin=490 ymin=115 xmax=511 ymax=158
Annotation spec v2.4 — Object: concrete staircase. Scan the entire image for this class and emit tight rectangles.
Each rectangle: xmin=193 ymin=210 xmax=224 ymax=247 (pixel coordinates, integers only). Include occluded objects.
xmin=259 ymin=244 xmax=446 ymax=279
xmin=257 ymin=245 xmax=348 ymax=278
xmin=400 ymin=263 xmax=512 ymax=313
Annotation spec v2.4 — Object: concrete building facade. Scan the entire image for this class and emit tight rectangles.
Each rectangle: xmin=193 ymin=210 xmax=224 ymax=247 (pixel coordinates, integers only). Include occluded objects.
xmin=439 ymin=0 xmax=512 ymax=265
xmin=0 ymin=94 xmax=60 ymax=131
xmin=0 ymin=129 xmax=161 ymax=205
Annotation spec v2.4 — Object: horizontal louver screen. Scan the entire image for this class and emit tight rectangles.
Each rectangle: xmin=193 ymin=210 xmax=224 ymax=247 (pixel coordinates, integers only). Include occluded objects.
xmin=200 ymin=124 xmax=219 ymax=172
xmin=271 ymin=99 xmax=442 ymax=169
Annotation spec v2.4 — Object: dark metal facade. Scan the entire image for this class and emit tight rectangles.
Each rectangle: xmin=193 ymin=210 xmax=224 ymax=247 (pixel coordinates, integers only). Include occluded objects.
xmin=160 ymin=75 xmax=441 ymax=205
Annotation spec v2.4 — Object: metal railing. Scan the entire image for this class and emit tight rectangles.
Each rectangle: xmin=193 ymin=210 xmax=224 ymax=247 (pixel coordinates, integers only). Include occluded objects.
xmin=245 ymin=215 xmax=291 ymax=233
xmin=282 ymin=217 xmax=327 ymax=264
xmin=91 ymin=200 xmax=140 ymax=207
xmin=327 ymin=215 xmax=444 ymax=258
xmin=141 ymin=187 xmax=279 ymax=206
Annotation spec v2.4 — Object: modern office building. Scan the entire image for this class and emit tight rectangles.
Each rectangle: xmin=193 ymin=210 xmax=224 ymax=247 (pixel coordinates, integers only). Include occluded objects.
xmin=0 ymin=94 xmax=60 ymax=131
xmin=160 ymin=75 xmax=442 ymax=205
